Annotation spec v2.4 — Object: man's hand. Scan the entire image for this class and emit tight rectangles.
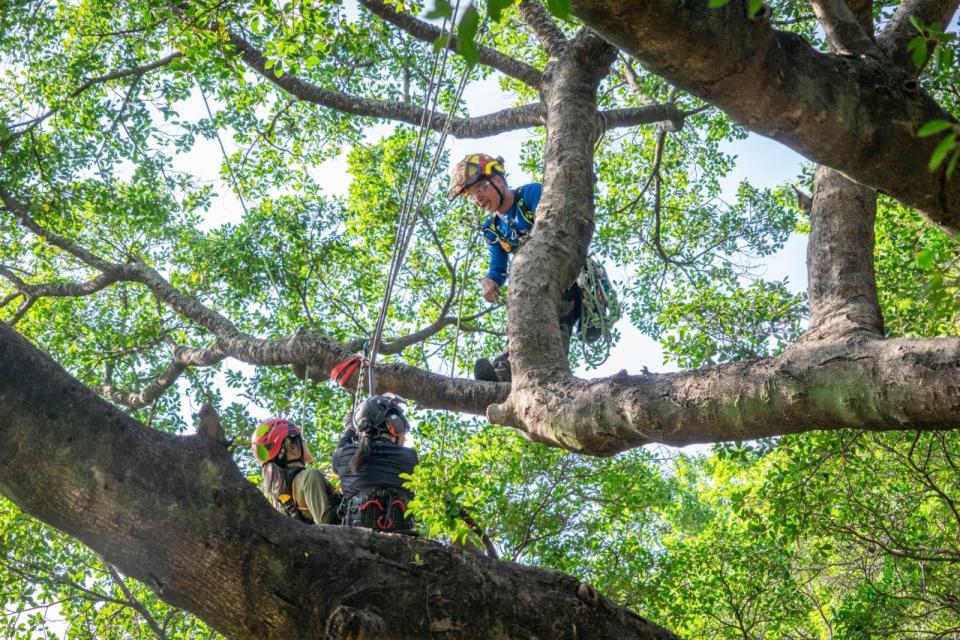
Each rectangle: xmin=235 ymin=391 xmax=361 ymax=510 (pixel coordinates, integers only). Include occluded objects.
xmin=481 ymin=278 xmax=500 ymax=303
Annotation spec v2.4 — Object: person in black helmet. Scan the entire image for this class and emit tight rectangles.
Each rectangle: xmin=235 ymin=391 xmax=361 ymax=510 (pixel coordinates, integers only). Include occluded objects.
xmin=332 ymin=395 xmax=419 ymax=534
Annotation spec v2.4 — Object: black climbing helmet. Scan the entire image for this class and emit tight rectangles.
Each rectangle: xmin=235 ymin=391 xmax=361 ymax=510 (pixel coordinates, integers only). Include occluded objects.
xmin=352 ymin=395 xmax=410 ymax=437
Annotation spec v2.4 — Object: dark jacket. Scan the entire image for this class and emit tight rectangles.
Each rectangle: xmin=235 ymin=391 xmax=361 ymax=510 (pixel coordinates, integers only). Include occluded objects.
xmin=331 ymin=432 xmax=419 ymax=500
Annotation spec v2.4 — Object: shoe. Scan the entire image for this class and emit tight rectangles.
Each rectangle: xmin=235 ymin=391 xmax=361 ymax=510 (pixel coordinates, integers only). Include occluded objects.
xmin=473 ymin=358 xmax=498 ymax=381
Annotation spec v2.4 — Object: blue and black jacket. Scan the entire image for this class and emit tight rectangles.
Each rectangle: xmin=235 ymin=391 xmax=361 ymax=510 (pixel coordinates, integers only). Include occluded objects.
xmin=482 ymin=183 xmax=541 ymax=286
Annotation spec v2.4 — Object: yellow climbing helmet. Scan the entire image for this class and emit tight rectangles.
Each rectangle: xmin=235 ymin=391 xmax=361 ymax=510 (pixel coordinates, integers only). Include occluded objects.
xmin=447 ymin=153 xmax=505 ymax=200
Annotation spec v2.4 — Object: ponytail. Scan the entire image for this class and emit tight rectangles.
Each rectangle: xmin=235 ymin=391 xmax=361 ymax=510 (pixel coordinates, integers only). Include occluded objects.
xmin=349 ymin=432 xmax=372 ymax=474
xmin=261 ymin=461 xmax=285 ymax=507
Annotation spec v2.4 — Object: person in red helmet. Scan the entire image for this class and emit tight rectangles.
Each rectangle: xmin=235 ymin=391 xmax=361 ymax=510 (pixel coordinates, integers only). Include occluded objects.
xmin=448 ymin=153 xmax=580 ymax=382
xmin=251 ymin=418 xmax=338 ymax=524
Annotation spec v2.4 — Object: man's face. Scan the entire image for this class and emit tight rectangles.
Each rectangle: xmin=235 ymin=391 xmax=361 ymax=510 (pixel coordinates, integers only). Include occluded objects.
xmin=464 ymin=176 xmax=502 ymax=213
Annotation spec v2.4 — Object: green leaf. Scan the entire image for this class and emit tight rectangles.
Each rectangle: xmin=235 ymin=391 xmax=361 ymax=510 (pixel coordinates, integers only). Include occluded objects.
xmin=747 ymin=0 xmax=764 ymax=16
xmin=457 ymin=5 xmax=480 ymax=66
xmin=916 ymin=248 xmax=936 ymax=270
xmin=708 ymin=0 xmax=731 ymax=7
xmin=425 ymin=0 xmax=453 ymax=20
xmin=917 ymin=120 xmax=953 ymax=137
xmin=486 ymin=0 xmax=515 ymax=21
xmin=546 ymin=0 xmax=571 ymax=20
xmin=908 ymin=36 xmax=928 ymax=69
xmin=929 ymin=132 xmax=957 ymax=171
xmin=947 ymin=149 xmax=959 ymax=178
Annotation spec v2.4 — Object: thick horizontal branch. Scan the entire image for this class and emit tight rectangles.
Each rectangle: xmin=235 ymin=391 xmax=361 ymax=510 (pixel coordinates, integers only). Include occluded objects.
xmin=601 ymin=103 xmax=689 ymax=130
xmin=0 ymin=322 xmax=677 ymax=639
xmin=358 ymin=0 xmax=543 ymax=88
xmin=517 ymin=0 xmax=568 ymax=58
xmin=226 ymin=29 xmax=546 ymax=138
xmin=490 ymin=335 xmax=960 ymax=455
xmin=569 ymin=0 xmax=960 ymax=230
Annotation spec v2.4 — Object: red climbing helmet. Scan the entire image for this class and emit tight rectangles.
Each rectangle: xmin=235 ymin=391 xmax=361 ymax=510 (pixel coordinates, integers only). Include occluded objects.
xmin=251 ymin=418 xmax=314 ymax=465
xmin=447 ymin=153 xmax=505 ymax=200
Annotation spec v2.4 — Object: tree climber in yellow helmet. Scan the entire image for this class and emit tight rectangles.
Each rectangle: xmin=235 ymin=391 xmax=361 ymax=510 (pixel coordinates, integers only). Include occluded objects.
xmin=448 ymin=153 xmax=581 ymax=382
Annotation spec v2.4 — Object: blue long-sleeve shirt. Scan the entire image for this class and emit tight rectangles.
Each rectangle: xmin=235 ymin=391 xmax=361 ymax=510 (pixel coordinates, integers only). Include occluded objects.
xmin=483 ymin=183 xmax=542 ymax=286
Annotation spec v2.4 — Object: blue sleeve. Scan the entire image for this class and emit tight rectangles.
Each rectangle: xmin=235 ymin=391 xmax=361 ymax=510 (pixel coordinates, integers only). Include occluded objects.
xmin=486 ymin=241 xmax=509 ymax=286
xmin=521 ymin=183 xmax=542 ymax=214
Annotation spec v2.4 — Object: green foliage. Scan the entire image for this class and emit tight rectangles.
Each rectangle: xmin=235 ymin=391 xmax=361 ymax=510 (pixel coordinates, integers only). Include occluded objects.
xmin=1 ymin=0 xmax=959 ymax=638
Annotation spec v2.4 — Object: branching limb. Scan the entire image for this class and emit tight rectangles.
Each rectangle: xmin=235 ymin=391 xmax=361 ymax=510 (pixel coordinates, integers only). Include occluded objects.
xmin=104 ymin=562 xmax=169 ymax=640
xmin=373 ymin=306 xmax=499 ymax=355
xmin=517 ymin=0 xmax=568 ymax=58
xmin=810 ymin=0 xmax=882 ymax=57
xmin=2 ymin=187 xmax=507 ymax=414
xmin=226 ymin=29 xmax=546 ymax=138
xmin=2 ymin=53 xmax=181 ymax=146
xmin=459 ymin=510 xmax=500 ymax=559
xmin=0 ymin=264 xmax=123 ymax=298
xmin=878 ymin=0 xmax=960 ymax=70
xmin=98 ymin=360 xmax=187 ymax=411
xmin=357 ymin=0 xmax=543 ymax=88
xmin=599 ymin=103 xmax=692 ymax=131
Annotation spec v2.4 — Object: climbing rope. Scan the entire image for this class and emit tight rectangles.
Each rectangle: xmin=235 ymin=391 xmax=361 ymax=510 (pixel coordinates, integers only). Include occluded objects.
xmin=576 ymin=256 xmax=621 ymax=367
xmin=365 ymin=8 xmax=480 ymax=395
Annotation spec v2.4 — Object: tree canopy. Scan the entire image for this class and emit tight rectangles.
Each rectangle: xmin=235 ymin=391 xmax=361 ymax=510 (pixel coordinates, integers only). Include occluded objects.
xmin=1 ymin=0 xmax=959 ymax=637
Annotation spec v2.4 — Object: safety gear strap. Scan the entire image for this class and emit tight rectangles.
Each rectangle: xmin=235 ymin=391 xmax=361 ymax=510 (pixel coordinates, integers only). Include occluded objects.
xmin=339 ymin=488 xmax=415 ymax=533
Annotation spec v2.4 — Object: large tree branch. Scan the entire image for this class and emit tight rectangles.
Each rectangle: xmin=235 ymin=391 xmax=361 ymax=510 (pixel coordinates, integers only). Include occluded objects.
xmin=493 ymin=334 xmax=960 ymax=454
xmin=357 ymin=0 xmax=543 ymax=88
xmin=517 ymin=0 xmax=568 ymax=58
xmin=569 ymin=0 xmax=960 ymax=231
xmin=1 ymin=188 xmax=508 ymax=414
xmin=226 ymin=28 xmax=546 ymax=138
xmin=0 ymin=322 xmax=677 ymax=639
xmin=878 ymin=0 xmax=960 ymax=70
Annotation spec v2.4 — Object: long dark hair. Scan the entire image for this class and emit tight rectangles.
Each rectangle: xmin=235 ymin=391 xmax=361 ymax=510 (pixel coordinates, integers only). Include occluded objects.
xmin=349 ymin=431 xmax=373 ymax=474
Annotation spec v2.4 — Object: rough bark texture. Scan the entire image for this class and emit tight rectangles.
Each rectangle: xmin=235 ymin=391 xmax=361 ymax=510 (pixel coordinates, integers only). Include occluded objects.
xmin=0 ymin=323 xmax=676 ymax=639
xmin=805 ymin=165 xmax=884 ymax=340
xmin=569 ymin=0 xmax=960 ymax=230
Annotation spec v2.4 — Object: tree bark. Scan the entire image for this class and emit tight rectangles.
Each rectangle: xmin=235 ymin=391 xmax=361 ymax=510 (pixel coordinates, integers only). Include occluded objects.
xmin=0 ymin=323 xmax=676 ymax=639
xmin=569 ymin=0 xmax=960 ymax=230
xmin=805 ymin=165 xmax=884 ymax=340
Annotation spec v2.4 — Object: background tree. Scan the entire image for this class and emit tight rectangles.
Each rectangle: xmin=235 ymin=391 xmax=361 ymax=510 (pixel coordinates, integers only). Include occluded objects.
xmin=0 ymin=0 xmax=959 ymax=637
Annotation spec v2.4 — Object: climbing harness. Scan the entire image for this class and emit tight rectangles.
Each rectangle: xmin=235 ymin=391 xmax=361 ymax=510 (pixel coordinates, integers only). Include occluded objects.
xmin=339 ymin=487 xmax=415 ymax=533
xmin=478 ymin=188 xmax=535 ymax=253
xmin=576 ymin=256 xmax=621 ymax=366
